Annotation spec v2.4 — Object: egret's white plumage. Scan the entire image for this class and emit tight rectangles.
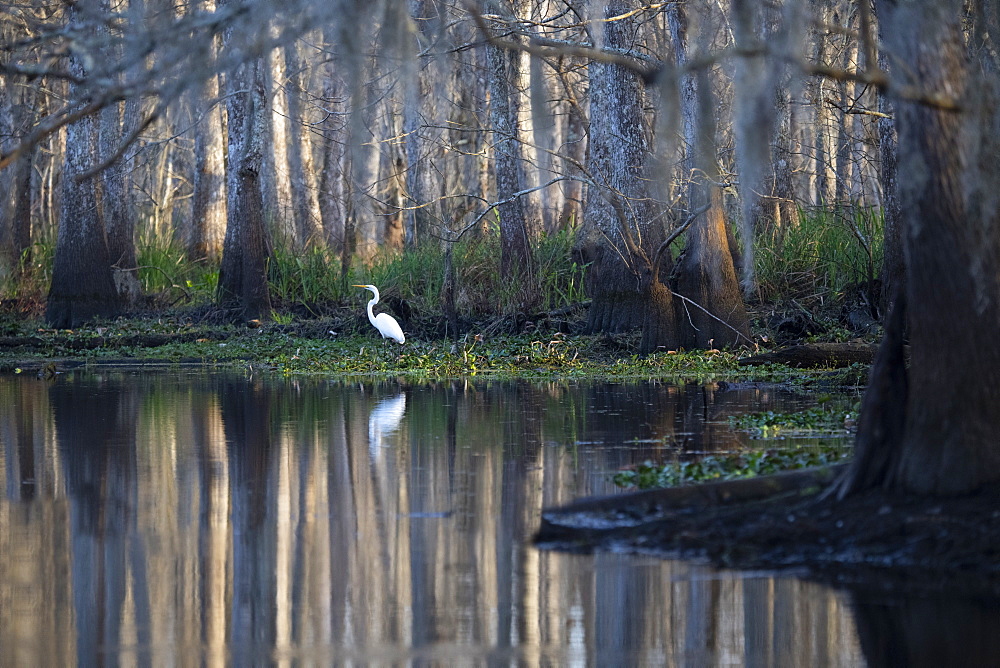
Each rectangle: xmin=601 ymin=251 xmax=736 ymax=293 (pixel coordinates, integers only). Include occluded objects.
xmin=353 ymin=284 xmax=405 ymax=344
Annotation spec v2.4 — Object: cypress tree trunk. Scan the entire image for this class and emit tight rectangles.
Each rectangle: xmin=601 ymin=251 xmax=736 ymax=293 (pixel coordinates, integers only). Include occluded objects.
xmin=487 ymin=32 xmax=534 ymax=284
xmin=282 ymin=39 xmax=323 ymax=247
xmin=577 ymin=0 xmax=672 ymax=338
xmin=216 ymin=51 xmax=273 ymax=322
xmin=189 ymin=68 xmax=227 ymax=262
xmin=836 ymin=0 xmax=1000 ymax=497
xmin=47 ymin=104 xmax=121 ymax=328
xmin=100 ymin=95 xmax=142 ymax=307
xmin=0 ymin=99 xmax=32 ymax=268
xmin=670 ymin=11 xmax=750 ymax=350
xmin=187 ymin=0 xmax=227 ymax=262
xmin=877 ymin=48 xmax=903 ymax=315
xmin=403 ymin=0 xmax=446 ymax=248
xmin=46 ymin=5 xmax=121 ymax=328
xmin=674 ymin=188 xmax=751 ymax=349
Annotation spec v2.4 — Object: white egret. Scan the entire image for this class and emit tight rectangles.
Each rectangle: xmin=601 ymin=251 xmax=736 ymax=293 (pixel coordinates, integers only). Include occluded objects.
xmin=353 ymin=284 xmax=406 ymax=344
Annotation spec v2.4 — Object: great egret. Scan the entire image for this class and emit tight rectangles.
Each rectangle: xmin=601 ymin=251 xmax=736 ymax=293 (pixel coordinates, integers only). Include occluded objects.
xmin=353 ymin=284 xmax=406 ymax=344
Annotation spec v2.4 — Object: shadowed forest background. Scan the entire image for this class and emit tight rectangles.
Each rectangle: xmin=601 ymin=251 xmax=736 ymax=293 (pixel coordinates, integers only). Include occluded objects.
xmin=0 ymin=0 xmax=892 ymax=344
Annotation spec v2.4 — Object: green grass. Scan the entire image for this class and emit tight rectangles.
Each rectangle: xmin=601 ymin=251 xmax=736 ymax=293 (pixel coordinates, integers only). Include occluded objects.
xmin=754 ymin=205 xmax=883 ymax=305
xmin=269 ymin=244 xmax=349 ymax=306
xmin=135 ymin=232 xmax=217 ymax=302
xmin=2 ymin=205 xmax=882 ymax=332
xmin=535 ymin=230 xmax=588 ymax=309
xmin=265 ymin=233 xmax=585 ymax=320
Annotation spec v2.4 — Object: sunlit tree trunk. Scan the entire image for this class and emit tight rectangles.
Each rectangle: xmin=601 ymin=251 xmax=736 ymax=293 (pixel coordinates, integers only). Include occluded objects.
xmin=834 ymin=8 xmax=858 ymax=205
xmin=189 ymin=64 xmax=227 ymax=262
xmin=559 ymin=86 xmax=585 ymax=231
xmin=836 ymin=0 xmax=1000 ymax=497
xmin=444 ymin=51 xmax=490 ymax=236
xmin=46 ymin=3 xmax=121 ymax=327
xmin=350 ymin=132 xmax=381 ymax=262
xmin=812 ymin=2 xmax=835 ymax=204
xmin=527 ymin=3 xmax=560 ymax=232
xmin=403 ymin=0 xmax=444 ymax=248
xmin=180 ymin=0 xmax=226 ymax=261
xmin=282 ymin=39 xmax=323 ymax=248
xmin=486 ymin=22 xmax=535 ymax=284
xmin=670 ymin=1 xmax=750 ymax=349
xmin=262 ymin=46 xmax=294 ymax=246
xmin=512 ymin=0 xmax=543 ymax=237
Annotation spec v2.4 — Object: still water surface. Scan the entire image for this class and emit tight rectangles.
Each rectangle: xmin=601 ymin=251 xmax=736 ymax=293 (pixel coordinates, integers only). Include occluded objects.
xmin=0 ymin=370 xmax=900 ymax=665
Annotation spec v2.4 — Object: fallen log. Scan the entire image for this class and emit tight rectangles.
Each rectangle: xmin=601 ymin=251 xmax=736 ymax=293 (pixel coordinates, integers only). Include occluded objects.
xmin=738 ymin=343 xmax=879 ymax=368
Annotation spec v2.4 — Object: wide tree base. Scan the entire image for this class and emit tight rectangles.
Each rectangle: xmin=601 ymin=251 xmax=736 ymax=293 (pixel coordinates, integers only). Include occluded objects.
xmin=535 ymin=468 xmax=1000 ymax=596
xmin=45 ymin=295 xmax=121 ymax=329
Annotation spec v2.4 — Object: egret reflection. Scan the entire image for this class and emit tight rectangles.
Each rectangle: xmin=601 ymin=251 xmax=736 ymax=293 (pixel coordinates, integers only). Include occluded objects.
xmin=368 ymin=392 xmax=407 ymax=457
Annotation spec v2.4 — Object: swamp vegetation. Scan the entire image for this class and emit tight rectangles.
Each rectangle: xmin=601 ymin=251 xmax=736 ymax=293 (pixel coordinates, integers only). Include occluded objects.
xmin=5 ymin=0 xmax=1000 ymax=625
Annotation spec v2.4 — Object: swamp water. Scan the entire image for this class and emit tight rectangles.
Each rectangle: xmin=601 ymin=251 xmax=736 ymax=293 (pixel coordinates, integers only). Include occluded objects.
xmin=0 ymin=370 xmax=985 ymax=666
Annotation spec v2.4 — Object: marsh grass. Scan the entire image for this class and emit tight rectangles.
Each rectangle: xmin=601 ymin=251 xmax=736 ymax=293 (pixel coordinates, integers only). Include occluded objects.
xmin=754 ymin=206 xmax=883 ymax=306
xmin=270 ymin=244 xmax=348 ymax=306
xmin=2 ymin=206 xmax=881 ymax=330
xmin=0 ymin=240 xmax=55 ymax=301
xmin=271 ymin=231 xmax=587 ymax=321
xmin=135 ymin=232 xmax=217 ymax=302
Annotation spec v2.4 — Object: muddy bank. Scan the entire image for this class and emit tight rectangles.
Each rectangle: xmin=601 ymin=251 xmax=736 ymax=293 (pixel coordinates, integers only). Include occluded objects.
xmin=535 ymin=467 xmax=1000 ymax=596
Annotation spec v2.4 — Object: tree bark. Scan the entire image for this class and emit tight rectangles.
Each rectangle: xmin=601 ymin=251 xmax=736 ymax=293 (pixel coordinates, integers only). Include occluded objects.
xmin=262 ymin=46 xmax=294 ymax=245
xmin=403 ymin=0 xmax=444 ymax=248
xmin=671 ymin=9 xmax=751 ymax=350
xmin=317 ymin=35 xmax=347 ymax=253
xmin=0 ymin=96 xmax=32 ymax=268
xmin=837 ymin=0 xmax=1000 ymax=497
xmin=189 ymin=66 xmax=227 ymax=262
xmin=834 ymin=9 xmax=858 ymax=206
xmin=577 ymin=0 xmax=673 ymax=342
xmin=46 ymin=7 xmax=121 ymax=327
xmin=675 ymin=187 xmax=752 ymax=349
xmin=216 ymin=46 xmax=273 ymax=321
xmin=282 ymin=39 xmax=323 ymax=248
xmin=184 ymin=0 xmax=227 ymax=263
xmin=486 ymin=23 xmax=535 ymax=284
xmin=877 ymin=45 xmax=903 ymax=315
xmin=99 ymin=0 xmax=143 ymax=311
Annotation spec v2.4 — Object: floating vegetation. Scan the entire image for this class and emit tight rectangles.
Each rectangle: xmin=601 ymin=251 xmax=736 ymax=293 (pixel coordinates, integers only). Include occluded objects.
xmin=614 ymin=446 xmax=852 ymax=490
xmin=730 ymin=403 xmax=859 ymax=438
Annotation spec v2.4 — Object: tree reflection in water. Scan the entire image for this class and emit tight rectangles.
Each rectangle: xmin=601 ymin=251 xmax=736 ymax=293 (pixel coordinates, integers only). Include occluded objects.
xmin=0 ymin=371 xmax=882 ymax=665
xmin=851 ymin=589 xmax=1000 ymax=667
